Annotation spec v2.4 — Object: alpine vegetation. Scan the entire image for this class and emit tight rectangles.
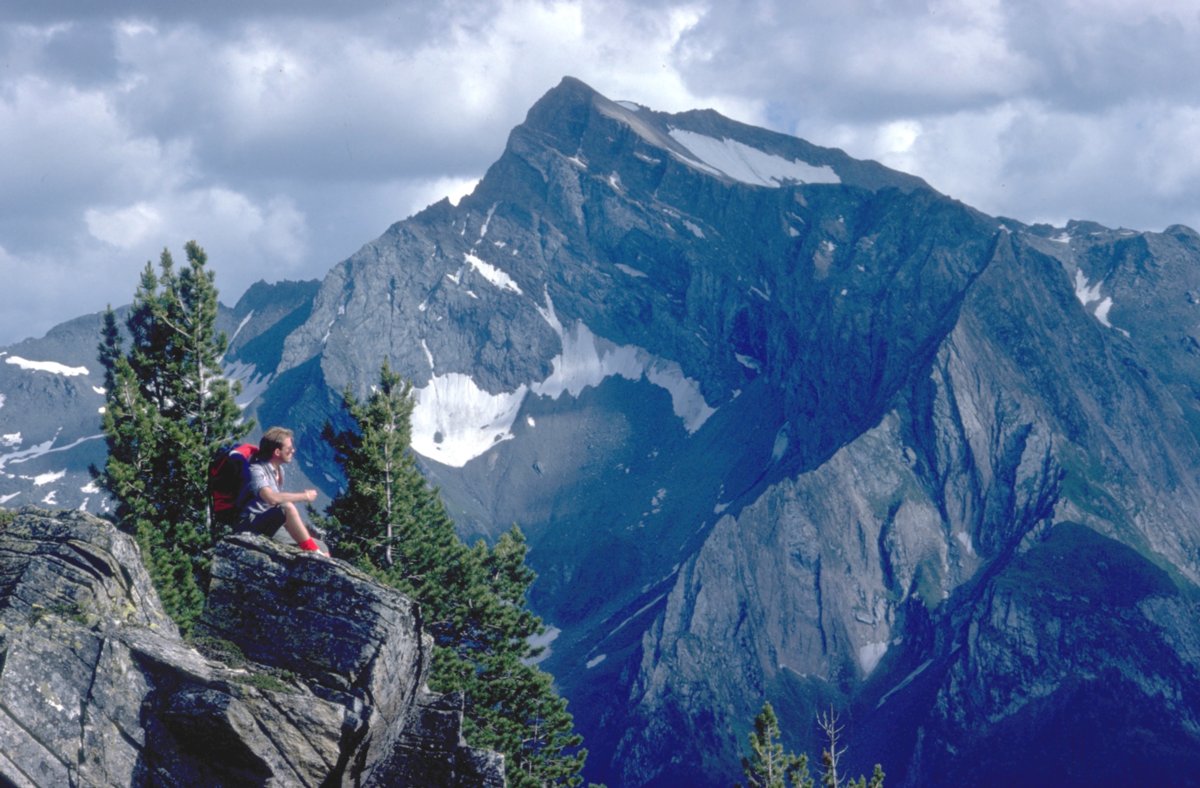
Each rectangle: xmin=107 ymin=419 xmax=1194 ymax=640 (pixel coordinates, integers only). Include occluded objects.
xmin=318 ymin=360 xmax=587 ymax=786
xmin=93 ymin=241 xmax=247 ymax=633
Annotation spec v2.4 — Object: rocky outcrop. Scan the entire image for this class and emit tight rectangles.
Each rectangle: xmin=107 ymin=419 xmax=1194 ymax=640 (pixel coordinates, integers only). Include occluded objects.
xmin=0 ymin=507 xmax=504 ymax=787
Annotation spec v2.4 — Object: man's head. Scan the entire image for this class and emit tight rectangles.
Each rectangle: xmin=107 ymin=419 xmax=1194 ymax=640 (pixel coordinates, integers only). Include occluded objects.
xmin=259 ymin=426 xmax=296 ymax=464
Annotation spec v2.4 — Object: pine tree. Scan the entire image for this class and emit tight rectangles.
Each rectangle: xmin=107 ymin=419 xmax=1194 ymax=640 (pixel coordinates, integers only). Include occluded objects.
xmin=446 ymin=529 xmax=586 ymax=787
xmin=739 ymin=702 xmax=813 ymax=788
xmin=94 ymin=242 xmax=247 ymax=633
xmin=738 ymin=703 xmax=885 ymax=788
xmin=319 ymin=359 xmax=470 ymax=612
xmin=319 ymin=360 xmax=587 ymax=786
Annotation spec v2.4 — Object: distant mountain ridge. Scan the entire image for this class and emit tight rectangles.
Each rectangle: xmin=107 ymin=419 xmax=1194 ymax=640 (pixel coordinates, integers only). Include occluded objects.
xmin=0 ymin=279 xmax=321 ymax=513
xmin=4 ymin=77 xmax=1200 ymax=786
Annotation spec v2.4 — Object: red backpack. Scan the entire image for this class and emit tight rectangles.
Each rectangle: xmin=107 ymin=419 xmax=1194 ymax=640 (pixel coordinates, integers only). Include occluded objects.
xmin=208 ymin=443 xmax=258 ymax=526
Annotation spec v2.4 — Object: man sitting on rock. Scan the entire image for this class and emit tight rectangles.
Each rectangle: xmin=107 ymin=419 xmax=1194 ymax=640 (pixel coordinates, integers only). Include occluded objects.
xmin=237 ymin=426 xmax=329 ymax=556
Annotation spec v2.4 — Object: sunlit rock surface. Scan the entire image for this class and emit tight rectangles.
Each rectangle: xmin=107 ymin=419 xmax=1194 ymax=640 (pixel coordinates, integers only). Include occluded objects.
xmin=0 ymin=508 xmax=504 ymax=787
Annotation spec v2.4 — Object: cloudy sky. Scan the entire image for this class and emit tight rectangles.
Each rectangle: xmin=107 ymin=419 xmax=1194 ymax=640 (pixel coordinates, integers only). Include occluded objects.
xmin=3 ymin=1 xmax=1198 ymax=346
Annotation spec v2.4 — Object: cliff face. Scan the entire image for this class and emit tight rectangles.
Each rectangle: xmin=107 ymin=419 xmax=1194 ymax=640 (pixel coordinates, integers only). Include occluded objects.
xmin=615 ymin=230 xmax=1200 ymax=784
xmin=0 ymin=508 xmax=504 ymax=787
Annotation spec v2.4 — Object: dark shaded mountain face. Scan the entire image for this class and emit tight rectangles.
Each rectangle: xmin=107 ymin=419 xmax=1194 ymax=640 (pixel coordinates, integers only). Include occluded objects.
xmin=6 ymin=77 xmax=1200 ymax=786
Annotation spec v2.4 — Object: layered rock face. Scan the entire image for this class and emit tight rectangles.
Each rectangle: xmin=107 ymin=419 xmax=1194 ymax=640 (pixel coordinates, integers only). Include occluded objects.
xmin=0 ymin=508 xmax=504 ymax=787
xmin=616 ymin=230 xmax=1200 ymax=785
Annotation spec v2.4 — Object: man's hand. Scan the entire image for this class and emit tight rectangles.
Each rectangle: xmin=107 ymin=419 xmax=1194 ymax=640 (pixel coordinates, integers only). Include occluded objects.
xmin=302 ymin=489 xmax=318 ymax=503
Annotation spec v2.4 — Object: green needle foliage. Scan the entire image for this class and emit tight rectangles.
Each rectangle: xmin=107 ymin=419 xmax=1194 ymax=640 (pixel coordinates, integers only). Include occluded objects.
xmin=739 ymin=702 xmax=813 ymax=788
xmin=94 ymin=242 xmax=247 ymax=634
xmin=739 ymin=703 xmax=884 ymax=788
xmin=318 ymin=360 xmax=587 ymax=786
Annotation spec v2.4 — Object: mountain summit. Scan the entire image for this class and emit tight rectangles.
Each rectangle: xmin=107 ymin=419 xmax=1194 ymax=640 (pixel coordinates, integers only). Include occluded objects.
xmin=4 ymin=77 xmax=1200 ymax=786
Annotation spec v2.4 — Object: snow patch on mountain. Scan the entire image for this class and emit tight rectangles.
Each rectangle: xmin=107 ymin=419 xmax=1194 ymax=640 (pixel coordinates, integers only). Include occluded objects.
xmin=410 ymin=373 xmax=527 ymax=467
xmin=527 ymin=625 xmax=561 ymax=666
xmin=645 ymin=362 xmax=716 ymax=433
xmin=31 ymin=470 xmax=65 ymax=486
xmin=1074 ymin=270 xmax=1125 ymax=332
xmin=737 ymin=354 xmax=762 ymax=372
xmin=591 ymin=97 xmax=837 ymax=190
xmin=224 ymin=360 xmax=271 ymax=410
xmin=771 ymin=426 xmax=789 ymax=462
xmin=534 ymin=294 xmax=715 ymax=431
xmin=480 ymin=203 xmax=498 ymax=239
xmin=607 ymin=593 xmax=668 ymax=642
xmin=533 ymin=321 xmax=643 ymax=398
xmin=1074 ymin=270 xmax=1104 ymax=306
xmin=876 ymin=659 xmax=934 ymax=709
xmin=0 ymin=433 xmax=104 ymax=473
xmin=956 ymin=530 xmax=976 ymax=556
xmin=407 ymin=295 xmax=716 ymax=468
xmin=4 ymin=355 xmax=89 ymax=377
xmin=230 ymin=311 xmax=254 ymax=344
xmin=465 ymin=252 xmax=523 ymax=295
xmin=668 ymin=129 xmax=841 ymax=188
xmin=858 ymin=640 xmax=889 ymax=675
xmin=0 ymin=436 xmax=55 ymax=472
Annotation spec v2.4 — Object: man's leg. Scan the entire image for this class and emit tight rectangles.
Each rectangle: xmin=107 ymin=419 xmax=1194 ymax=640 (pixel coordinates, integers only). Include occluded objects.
xmin=247 ymin=506 xmax=328 ymax=555
xmin=277 ymin=502 xmax=329 ymax=555
xmin=276 ymin=501 xmax=310 ymax=543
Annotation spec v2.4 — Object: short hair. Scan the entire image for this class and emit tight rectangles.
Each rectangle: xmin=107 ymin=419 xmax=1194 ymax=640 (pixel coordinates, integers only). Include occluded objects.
xmin=259 ymin=426 xmax=294 ymax=459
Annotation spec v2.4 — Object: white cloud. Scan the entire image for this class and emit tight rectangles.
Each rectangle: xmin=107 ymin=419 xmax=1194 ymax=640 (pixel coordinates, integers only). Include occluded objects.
xmin=2 ymin=1 xmax=1200 ymax=346
xmin=84 ymin=201 xmax=162 ymax=248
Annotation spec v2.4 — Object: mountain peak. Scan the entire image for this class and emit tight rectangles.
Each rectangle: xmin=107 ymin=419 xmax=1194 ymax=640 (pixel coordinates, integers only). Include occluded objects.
xmin=516 ymin=76 xmax=931 ymax=195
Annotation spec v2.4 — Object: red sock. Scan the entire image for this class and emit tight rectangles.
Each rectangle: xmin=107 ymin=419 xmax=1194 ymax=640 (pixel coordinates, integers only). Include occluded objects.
xmin=299 ymin=537 xmax=319 ymax=552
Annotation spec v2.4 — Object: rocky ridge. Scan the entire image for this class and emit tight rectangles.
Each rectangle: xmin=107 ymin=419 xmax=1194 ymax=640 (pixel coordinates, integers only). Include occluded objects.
xmin=0 ymin=507 xmax=504 ymax=787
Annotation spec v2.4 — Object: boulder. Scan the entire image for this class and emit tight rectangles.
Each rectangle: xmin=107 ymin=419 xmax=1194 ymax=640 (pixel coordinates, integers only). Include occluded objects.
xmin=0 ymin=507 xmax=505 ymax=786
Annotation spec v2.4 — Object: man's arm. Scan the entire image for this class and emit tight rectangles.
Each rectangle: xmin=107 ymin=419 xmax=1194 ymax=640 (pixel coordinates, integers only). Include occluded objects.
xmin=249 ymin=463 xmax=317 ymax=507
xmin=257 ymin=485 xmax=317 ymax=506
